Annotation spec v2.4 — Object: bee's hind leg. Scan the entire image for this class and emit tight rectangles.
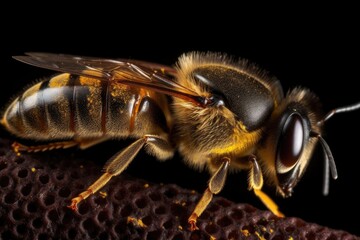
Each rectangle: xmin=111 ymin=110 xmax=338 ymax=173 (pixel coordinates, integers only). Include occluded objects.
xmin=68 ymin=134 xmax=173 ymax=210
xmin=12 ymin=137 xmax=110 ymax=153
xmin=188 ymin=157 xmax=230 ymax=231
xmin=12 ymin=141 xmax=79 ymax=153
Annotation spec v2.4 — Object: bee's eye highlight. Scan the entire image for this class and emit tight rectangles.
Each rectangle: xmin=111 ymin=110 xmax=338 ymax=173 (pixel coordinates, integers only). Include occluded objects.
xmin=277 ymin=113 xmax=304 ymax=172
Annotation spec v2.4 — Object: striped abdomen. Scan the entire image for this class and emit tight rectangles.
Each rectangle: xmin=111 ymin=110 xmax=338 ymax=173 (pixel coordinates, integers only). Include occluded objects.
xmin=2 ymin=73 xmax=170 ymax=140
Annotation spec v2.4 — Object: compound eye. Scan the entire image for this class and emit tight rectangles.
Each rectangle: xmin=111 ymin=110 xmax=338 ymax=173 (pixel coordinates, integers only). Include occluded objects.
xmin=277 ymin=113 xmax=304 ymax=173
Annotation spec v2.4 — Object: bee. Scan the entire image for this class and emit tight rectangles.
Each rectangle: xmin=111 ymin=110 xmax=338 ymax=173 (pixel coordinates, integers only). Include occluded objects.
xmin=2 ymin=52 xmax=359 ymax=230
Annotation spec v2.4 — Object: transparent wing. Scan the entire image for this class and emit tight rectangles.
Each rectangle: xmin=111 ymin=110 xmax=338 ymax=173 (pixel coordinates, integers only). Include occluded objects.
xmin=13 ymin=52 xmax=202 ymax=105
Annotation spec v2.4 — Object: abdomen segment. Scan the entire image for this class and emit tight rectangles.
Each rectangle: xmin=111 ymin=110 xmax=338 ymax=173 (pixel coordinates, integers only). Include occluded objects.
xmin=2 ymin=73 xmax=169 ymax=140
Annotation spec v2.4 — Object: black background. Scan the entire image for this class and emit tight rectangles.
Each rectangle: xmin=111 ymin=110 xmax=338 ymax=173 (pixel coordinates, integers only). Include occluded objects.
xmin=2 ymin=5 xmax=359 ymax=236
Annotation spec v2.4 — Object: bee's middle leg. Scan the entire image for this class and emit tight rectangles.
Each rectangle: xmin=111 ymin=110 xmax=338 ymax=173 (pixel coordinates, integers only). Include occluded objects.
xmin=248 ymin=155 xmax=284 ymax=217
xmin=188 ymin=157 xmax=230 ymax=231
xmin=68 ymin=134 xmax=173 ymax=210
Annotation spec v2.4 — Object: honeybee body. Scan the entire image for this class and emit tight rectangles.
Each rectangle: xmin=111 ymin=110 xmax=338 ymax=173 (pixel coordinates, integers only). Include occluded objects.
xmin=2 ymin=73 xmax=170 ymax=141
xmin=3 ymin=52 xmax=358 ymax=230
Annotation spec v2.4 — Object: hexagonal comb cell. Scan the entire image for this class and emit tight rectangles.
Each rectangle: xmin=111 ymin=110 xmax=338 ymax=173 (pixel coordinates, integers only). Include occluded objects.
xmin=0 ymin=138 xmax=357 ymax=240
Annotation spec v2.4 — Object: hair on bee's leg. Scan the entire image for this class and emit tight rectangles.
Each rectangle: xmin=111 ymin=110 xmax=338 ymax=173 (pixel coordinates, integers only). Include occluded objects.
xmin=188 ymin=157 xmax=230 ymax=231
xmin=248 ymin=155 xmax=284 ymax=218
xmin=68 ymin=135 xmax=173 ymax=211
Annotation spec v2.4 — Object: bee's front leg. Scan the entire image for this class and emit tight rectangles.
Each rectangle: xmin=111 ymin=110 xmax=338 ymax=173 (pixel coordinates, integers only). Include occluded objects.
xmin=188 ymin=157 xmax=230 ymax=231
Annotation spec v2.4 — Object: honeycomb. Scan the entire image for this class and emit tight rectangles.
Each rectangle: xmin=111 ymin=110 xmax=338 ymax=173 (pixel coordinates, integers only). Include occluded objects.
xmin=0 ymin=138 xmax=358 ymax=240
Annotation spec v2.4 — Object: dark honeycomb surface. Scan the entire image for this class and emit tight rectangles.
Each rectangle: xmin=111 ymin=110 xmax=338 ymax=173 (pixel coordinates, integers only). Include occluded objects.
xmin=0 ymin=138 xmax=358 ymax=240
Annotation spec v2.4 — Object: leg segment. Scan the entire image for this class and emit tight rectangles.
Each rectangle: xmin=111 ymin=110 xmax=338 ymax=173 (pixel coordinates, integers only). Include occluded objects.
xmin=12 ymin=141 xmax=78 ymax=153
xmin=77 ymin=137 xmax=110 ymax=149
xmin=248 ymin=156 xmax=284 ymax=217
xmin=188 ymin=157 xmax=230 ymax=231
xmin=12 ymin=137 xmax=110 ymax=153
xmin=68 ymin=135 xmax=173 ymax=210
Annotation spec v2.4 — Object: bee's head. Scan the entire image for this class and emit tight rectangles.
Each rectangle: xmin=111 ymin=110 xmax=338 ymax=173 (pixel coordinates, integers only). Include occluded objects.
xmin=258 ymin=89 xmax=360 ymax=197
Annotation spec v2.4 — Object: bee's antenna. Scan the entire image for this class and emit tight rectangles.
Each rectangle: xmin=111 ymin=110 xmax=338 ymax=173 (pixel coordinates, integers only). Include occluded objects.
xmin=313 ymin=101 xmax=360 ymax=195
xmin=310 ymin=132 xmax=337 ymax=196
xmin=319 ymin=102 xmax=360 ymax=124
